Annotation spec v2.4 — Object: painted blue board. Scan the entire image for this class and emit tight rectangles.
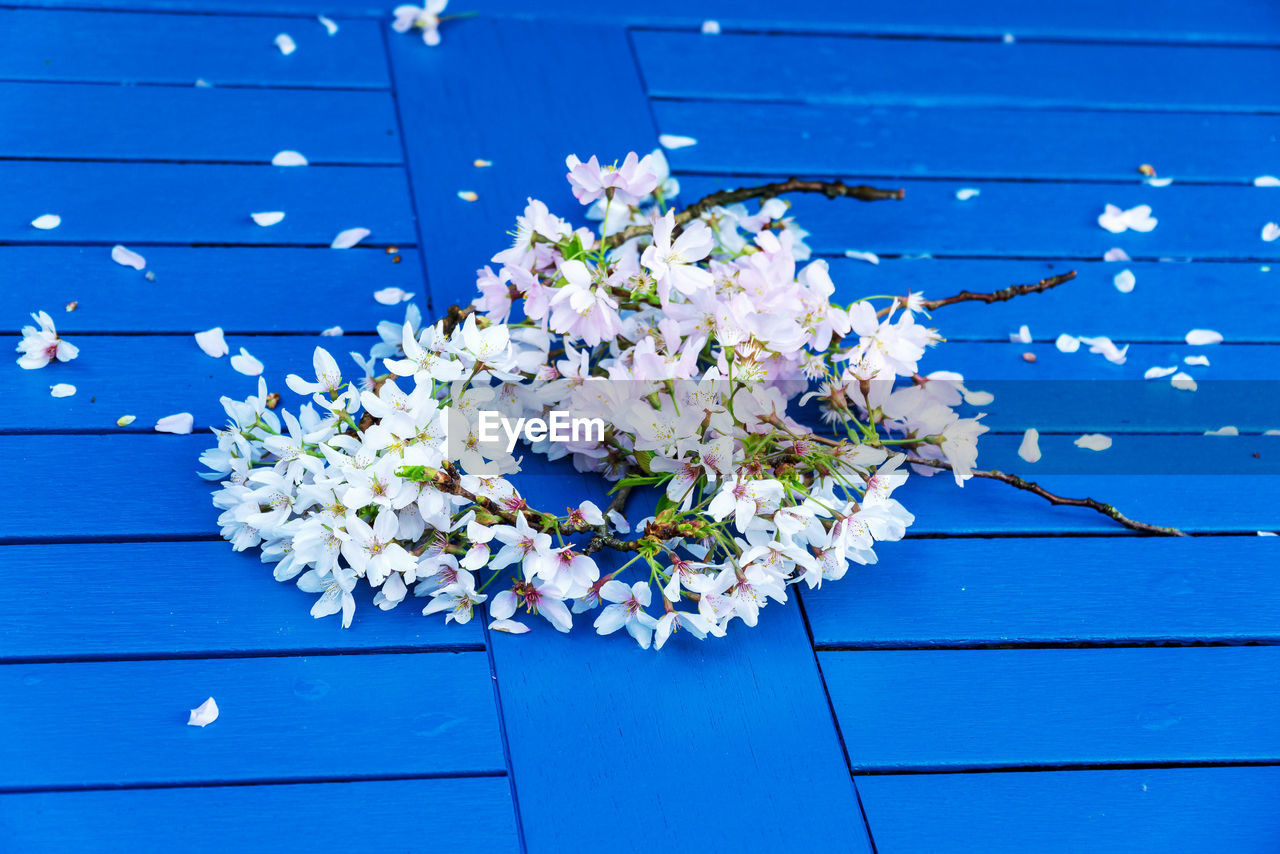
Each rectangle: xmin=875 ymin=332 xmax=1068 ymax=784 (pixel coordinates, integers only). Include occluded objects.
xmin=822 ymin=258 xmax=1280 ymax=343
xmin=858 ymin=767 xmax=1280 ymax=854
xmin=0 ymin=81 xmax=402 ymax=163
xmin=0 ymin=652 xmax=505 ymax=788
xmin=635 ymin=31 xmax=1280 ymax=112
xmin=679 ymin=175 xmax=1280 ymax=259
xmin=0 ymin=9 xmax=389 ymax=88
xmin=0 ymin=777 xmax=520 ymax=854
xmin=803 ymin=537 xmax=1280 ymax=647
xmin=821 ymin=647 xmax=1280 ymax=771
xmin=654 ymin=100 xmax=1280 ymax=184
xmin=386 ymin=16 xmax=660 ymax=310
xmin=0 ymin=247 xmax=423 ymax=333
xmin=488 ymin=528 xmax=873 ymax=853
xmin=0 ymin=541 xmax=483 ymax=660
xmin=0 ymin=162 xmax=415 ymax=245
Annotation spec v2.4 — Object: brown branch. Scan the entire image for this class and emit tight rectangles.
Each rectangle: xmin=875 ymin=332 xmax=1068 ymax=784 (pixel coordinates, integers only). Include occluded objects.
xmin=904 ymin=455 xmax=1187 ymax=537
xmin=877 ymin=271 xmax=1077 ymax=318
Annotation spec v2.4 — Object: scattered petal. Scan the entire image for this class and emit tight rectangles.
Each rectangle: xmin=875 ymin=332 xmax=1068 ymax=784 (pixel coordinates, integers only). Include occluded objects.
xmin=1103 ymin=248 xmax=1131 ymax=262
xmin=457 ymin=191 xmax=479 ymax=202
xmin=230 ymin=347 xmax=264 ymax=376
xmin=50 ymin=383 xmax=76 ymax=398
xmin=1259 ymin=531 xmax=1278 ymax=536
xmin=373 ymin=287 xmax=414 ymax=305
xmin=489 ymin=618 xmax=530 ymax=634
xmin=701 ymin=19 xmax=721 ymax=34
xmin=251 ymin=211 xmax=285 ymax=227
xmin=31 ymin=214 xmax=61 ymax=230
xmin=187 ymin=697 xmax=219 ymax=727
xmin=65 ymin=301 xmax=77 ymax=312
xmin=1010 ymin=324 xmax=1032 ymax=343
xmin=1018 ymin=428 xmax=1041 ymax=463
xmin=1144 ymin=366 xmax=1177 ymax=379
xmin=195 ymin=78 xmax=212 ymax=88
xmin=1113 ymin=269 xmax=1136 ymax=293
xmin=473 ymin=159 xmax=492 ymax=167
xmin=317 ymin=14 xmax=339 ymax=35
xmin=955 ymin=188 xmax=981 ymax=201
xmin=1171 ymin=371 xmax=1198 ymax=392
xmin=117 ymin=415 xmax=136 ymax=427
xmin=1254 ymin=176 xmax=1280 ymax=187
xmin=1263 ymin=222 xmax=1280 ymax=242
xmin=658 ymin=134 xmax=698 ymax=150
xmin=1079 ymin=335 xmax=1128 ymax=365
xmin=1055 ymin=333 xmax=1080 ymax=353
xmin=194 ymin=327 xmax=228 ymax=358
xmin=272 ymin=150 xmax=308 ymax=167
xmin=843 ymin=250 xmax=879 ymax=265
xmin=111 ymin=244 xmax=146 ymax=270
xmin=1184 ymin=355 xmax=1210 ymax=367
xmin=275 ymin=33 xmax=296 ymax=55
xmin=330 ymin=227 xmax=370 ymax=249
xmin=320 ymin=325 xmax=344 ymax=336
xmin=962 ymin=389 xmax=994 ymax=406
xmin=1144 ymin=177 xmax=1173 ymax=187
xmin=156 ymin=412 xmax=194 ymax=434
xmin=1002 ymin=32 xmax=1015 ymax=43
xmin=1074 ymin=433 xmax=1112 ymax=451
xmin=1266 ymin=430 xmax=1280 ymax=436
xmin=1205 ymin=426 xmax=1239 ymax=436
xmin=1098 ymin=203 xmax=1156 ymax=233
xmin=1185 ymin=329 xmax=1223 ymax=346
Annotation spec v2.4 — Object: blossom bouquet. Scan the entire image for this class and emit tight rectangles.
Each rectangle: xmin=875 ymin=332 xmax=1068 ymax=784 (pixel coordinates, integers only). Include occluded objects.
xmin=202 ymin=150 xmax=1179 ymax=649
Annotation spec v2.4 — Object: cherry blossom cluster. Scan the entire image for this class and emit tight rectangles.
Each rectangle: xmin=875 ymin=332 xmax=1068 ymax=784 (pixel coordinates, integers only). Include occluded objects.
xmin=203 ymin=150 xmax=992 ymax=648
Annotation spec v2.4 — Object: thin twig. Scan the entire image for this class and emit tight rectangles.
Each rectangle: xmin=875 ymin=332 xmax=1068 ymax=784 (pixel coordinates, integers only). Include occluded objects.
xmin=904 ymin=455 xmax=1187 ymax=536
xmin=877 ymin=271 xmax=1077 ymax=318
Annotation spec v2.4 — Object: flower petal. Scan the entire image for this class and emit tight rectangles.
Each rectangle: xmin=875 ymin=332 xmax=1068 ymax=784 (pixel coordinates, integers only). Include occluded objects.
xmin=1113 ymin=269 xmax=1136 ymax=293
xmin=701 ymin=19 xmax=721 ymax=34
xmin=1205 ymin=426 xmax=1239 ymax=436
xmin=1074 ymin=433 xmax=1112 ymax=451
xmin=156 ymin=412 xmax=194 ymax=434
xmin=31 ymin=214 xmax=61 ymax=230
xmin=1103 ymin=248 xmax=1131 ymax=262
xmin=111 ymin=244 xmax=146 ymax=270
xmin=1263 ymin=223 xmax=1280 ymax=242
xmin=1054 ymin=333 xmax=1080 ymax=353
xmin=1254 ymin=175 xmax=1280 ymax=187
xmin=275 ymin=33 xmax=296 ymax=55
xmin=272 ymin=150 xmax=308 ymax=167
xmin=1171 ymin=371 xmax=1198 ymax=392
xmin=843 ymin=249 xmax=879 ymax=265
xmin=1144 ymin=366 xmax=1177 ymax=379
xmin=1184 ymin=355 xmax=1210 ymax=367
xmin=194 ymin=327 xmax=228 ymax=358
xmin=187 ymin=697 xmax=219 ymax=727
xmin=955 ymin=188 xmax=980 ymax=201
xmin=659 ymin=134 xmax=698 ymax=150
xmin=317 ymin=14 xmax=339 ymax=35
xmin=373 ymin=287 xmax=413 ymax=305
xmin=230 ymin=347 xmax=264 ymax=376
xmin=250 ymin=211 xmax=285 ymax=227
xmin=331 ymin=227 xmax=370 ymax=249
xmin=457 ymin=191 xmax=479 ymax=202
xmin=1185 ymin=329 xmax=1223 ymax=346
xmin=117 ymin=414 xmax=136 ymax=426
xmin=1018 ymin=428 xmax=1041 ymax=463
xmin=49 ymin=383 xmax=76 ymax=398
xmin=320 ymin=325 xmax=343 ymax=336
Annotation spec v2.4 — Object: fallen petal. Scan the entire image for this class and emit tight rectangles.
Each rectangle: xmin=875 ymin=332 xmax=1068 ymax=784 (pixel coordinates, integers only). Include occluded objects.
xmin=111 ymin=245 xmax=146 ymax=270
xmin=473 ymin=159 xmax=493 ymax=167
xmin=250 ymin=211 xmax=285 ymax=227
xmin=1144 ymin=366 xmax=1177 ymax=379
xmin=275 ymin=33 xmax=296 ymax=55
xmin=1185 ymin=329 xmax=1223 ymax=345
xmin=701 ymin=19 xmax=721 ymax=34
xmin=230 ymin=347 xmax=264 ymax=376
xmin=1263 ymin=222 xmax=1280 ymax=242
xmin=1255 ymin=176 xmax=1280 ymax=187
xmin=489 ymin=618 xmax=530 ymax=634
xmin=1184 ymin=355 xmax=1210 ymax=366
xmin=659 ymin=134 xmax=698 ymax=149
xmin=1171 ymin=372 xmax=1198 ymax=392
xmin=1144 ymin=177 xmax=1173 ymax=187
xmin=1113 ymin=269 xmax=1136 ymax=293
xmin=1055 ymin=333 xmax=1080 ymax=353
xmin=1074 ymin=433 xmax=1112 ymax=451
xmin=954 ymin=188 xmax=981 ymax=201
xmin=1018 ymin=428 xmax=1041 ymax=463
xmin=457 ymin=191 xmax=479 ymax=202
xmin=317 ymin=14 xmax=339 ymax=35
xmin=373 ymin=287 xmax=413 ymax=305
xmin=156 ymin=412 xmax=194 ymax=434
xmin=31 ymin=214 xmax=61 ymax=230
xmin=1010 ymin=324 xmax=1032 ymax=343
xmin=50 ymin=383 xmax=76 ymax=398
xmin=272 ymin=150 xmax=308 ymax=167
xmin=117 ymin=415 xmax=136 ymax=427
xmin=1259 ymin=531 xmax=1278 ymax=536
xmin=962 ymin=389 xmax=994 ymax=406
xmin=1205 ymin=426 xmax=1239 ymax=436
xmin=331 ymin=227 xmax=370 ymax=249
xmin=187 ymin=697 xmax=219 ymax=727
xmin=843 ymin=249 xmax=879 ymax=265
xmin=1103 ymin=248 xmax=1131 ymax=262
xmin=194 ymin=327 xmax=228 ymax=358
xmin=320 ymin=325 xmax=343 ymax=336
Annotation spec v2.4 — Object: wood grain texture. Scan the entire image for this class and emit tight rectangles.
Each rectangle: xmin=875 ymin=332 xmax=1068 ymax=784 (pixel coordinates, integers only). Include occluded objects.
xmin=0 ymin=247 xmax=422 ymax=333
xmin=858 ymin=767 xmax=1280 ymax=854
xmin=821 ymin=647 xmax=1280 ymax=770
xmin=0 ymin=541 xmax=482 ymax=660
xmin=654 ymin=100 xmax=1280 ymax=183
xmin=678 ymin=175 xmax=1280 ymax=259
xmin=385 ymin=16 xmax=659 ymax=309
xmin=0 ymin=9 xmax=389 ymax=87
xmin=0 ymin=161 xmax=415 ymax=244
xmin=0 ymin=777 xmax=520 ymax=854
xmin=636 ymin=31 xmax=1280 ymax=112
xmin=804 ymin=537 xmax=1280 ymax=647
xmin=0 ymin=81 xmax=402 ymax=163
xmin=0 ymin=652 xmax=505 ymax=788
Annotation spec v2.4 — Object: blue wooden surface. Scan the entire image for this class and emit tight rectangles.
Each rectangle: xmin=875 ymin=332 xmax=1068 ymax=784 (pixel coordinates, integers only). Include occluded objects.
xmin=4 ymin=2 xmax=1280 ymax=852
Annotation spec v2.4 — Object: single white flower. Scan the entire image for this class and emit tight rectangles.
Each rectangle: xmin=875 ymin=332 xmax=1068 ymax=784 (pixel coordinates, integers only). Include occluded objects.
xmin=593 ymin=580 xmax=659 ymax=648
xmin=16 ymin=310 xmax=79 ymax=369
xmin=392 ymin=1 xmax=448 ymax=46
xmin=460 ymin=314 xmax=510 ymax=362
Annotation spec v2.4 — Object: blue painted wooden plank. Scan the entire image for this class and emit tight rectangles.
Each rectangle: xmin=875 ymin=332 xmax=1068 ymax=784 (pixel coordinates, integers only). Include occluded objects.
xmin=858 ymin=767 xmax=1280 ymax=854
xmin=820 ymin=647 xmax=1280 ymax=771
xmin=679 ymin=175 xmax=1280 ymax=259
xmin=489 ymin=549 xmax=873 ymax=852
xmin=635 ymin=31 xmax=1280 ymax=112
xmin=0 ymin=778 xmax=520 ymax=854
xmin=804 ymin=537 xmax=1280 ymax=647
xmin=0 ymin=9 xmax=389 ymax=88
xmin=653 ymin=100 xmax=1280 ymax=182
xmin=823 ymin=258 xmax=1280 ymax=343
xmin=386 ymin=16 xmax=659 ymax=309
xmin=0 ymin=652 xmax=504 ymax=787
xmin=0 ymin=162 xmax=415 ymax=244
xmin=1 ymin=82 xmax=401 ymax=163
xmin=0 ymin=542 xmax=482 ymax=660
xmin=0 ymin=247 xmax=422 ymax=333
